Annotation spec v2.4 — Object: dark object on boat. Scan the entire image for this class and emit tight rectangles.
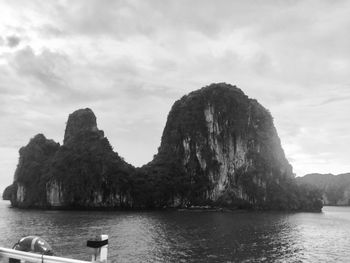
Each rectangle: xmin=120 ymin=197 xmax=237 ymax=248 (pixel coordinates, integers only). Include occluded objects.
xmin=9 ymin=236 xmax=53 ymax=263
xmin=87 ymin=239 xmax=108 ymax=248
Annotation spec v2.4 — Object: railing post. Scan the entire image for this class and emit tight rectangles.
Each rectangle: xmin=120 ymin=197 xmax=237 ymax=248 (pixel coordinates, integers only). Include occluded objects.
xmin=87 ymin=235 xmax=108 ymax=263
xmin=99 ymin=235 xmax=108 ymax=263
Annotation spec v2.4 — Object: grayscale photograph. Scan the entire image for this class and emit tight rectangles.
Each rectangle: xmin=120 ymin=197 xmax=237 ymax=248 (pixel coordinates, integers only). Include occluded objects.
xmin=0 ymin=0 xmax=349 ymax=262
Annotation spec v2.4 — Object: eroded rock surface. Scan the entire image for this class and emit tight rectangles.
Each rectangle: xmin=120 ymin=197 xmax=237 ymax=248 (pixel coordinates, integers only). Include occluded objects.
xmin=4 ymin=84 xmax=322 ymax=211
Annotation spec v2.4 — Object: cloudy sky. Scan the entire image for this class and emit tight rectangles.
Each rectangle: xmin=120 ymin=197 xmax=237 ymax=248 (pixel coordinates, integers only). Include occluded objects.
xmin=0 ymin=0 xmax=350 ymax=192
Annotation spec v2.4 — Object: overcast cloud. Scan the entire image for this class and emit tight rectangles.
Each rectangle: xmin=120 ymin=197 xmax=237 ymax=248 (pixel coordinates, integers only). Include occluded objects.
xmin=0 ymin=0 xmax=350 ymax=192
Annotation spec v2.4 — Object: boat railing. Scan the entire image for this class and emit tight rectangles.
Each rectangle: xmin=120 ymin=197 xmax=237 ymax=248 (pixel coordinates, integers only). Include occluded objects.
xmin=0 ymin=235 xmax=108 ymax=263
xmin=0 ymin=247 xmax=90 ymax=263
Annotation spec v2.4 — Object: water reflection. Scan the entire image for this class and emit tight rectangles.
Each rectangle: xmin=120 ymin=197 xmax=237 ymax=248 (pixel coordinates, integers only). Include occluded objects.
xmin=1 ymin=201 xmax=350 ymax=262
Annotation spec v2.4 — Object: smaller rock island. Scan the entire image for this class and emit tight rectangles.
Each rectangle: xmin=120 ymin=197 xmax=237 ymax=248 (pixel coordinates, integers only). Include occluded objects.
xmin=297 ymin=173 xmax=350 ymax=206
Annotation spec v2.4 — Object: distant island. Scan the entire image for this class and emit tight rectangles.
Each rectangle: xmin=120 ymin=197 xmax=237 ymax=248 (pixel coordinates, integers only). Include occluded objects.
xmin=3 ymin=83 xmax=322 ymax=211
xmin=297 ymin=173 xmax=350 ymax=206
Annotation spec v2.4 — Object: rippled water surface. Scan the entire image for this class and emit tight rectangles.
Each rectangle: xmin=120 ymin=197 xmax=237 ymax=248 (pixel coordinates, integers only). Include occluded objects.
xmin=0 ymin=200 xmax=350 ymax=262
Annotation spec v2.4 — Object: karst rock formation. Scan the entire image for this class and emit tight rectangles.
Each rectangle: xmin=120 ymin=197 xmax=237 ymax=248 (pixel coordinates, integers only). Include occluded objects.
xmin=4 ymin=83 xmax=322 ymax=211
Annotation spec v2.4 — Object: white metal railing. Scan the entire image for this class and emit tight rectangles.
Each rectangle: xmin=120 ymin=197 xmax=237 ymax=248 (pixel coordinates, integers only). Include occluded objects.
xmin=0 ymin=235 xmax=108 ymax=263
xmin=0 ymin=248 xmax=89 ymax=263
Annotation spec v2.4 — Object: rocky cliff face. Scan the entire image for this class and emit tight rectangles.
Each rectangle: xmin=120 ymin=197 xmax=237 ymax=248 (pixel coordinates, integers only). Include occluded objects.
xmin=4 ymin=84 xmax=322 ymax=211
xmin=46 ymin=180 xmax=63 ymax=207
xmin=149 ymin=83 xmax=321 ymax=210
xmin=297 ymin=173 xmax=350 ymax=205
xmin=8 ymin=134 xmax=60 ymax=208
xmin=46 ymin=108 xmax=133 ymax=208
xmin=7 ymin=109 xmax=133 ymax=208
xmin=63 ymin=108 xmax=104 ymax=144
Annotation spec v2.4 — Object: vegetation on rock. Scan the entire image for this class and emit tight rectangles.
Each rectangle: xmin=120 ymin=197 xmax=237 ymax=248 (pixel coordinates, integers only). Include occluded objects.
xmin=3 ymin=84 xmax=323 ymax=211
xmin=8 ymin=134 xmax=60 ymax=208
xmin=147 ymin=83 xmax=322 ymax=211
xmin=48 ymin=131 xmax=133 ymax=208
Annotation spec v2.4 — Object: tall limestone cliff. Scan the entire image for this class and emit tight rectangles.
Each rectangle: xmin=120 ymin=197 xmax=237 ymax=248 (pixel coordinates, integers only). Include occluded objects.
xmin=147 ymin=83 xmax=322 ymax=210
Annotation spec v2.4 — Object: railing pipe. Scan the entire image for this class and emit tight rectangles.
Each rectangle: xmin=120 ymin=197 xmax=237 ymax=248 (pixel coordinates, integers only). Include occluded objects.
xmin=0 ymin=247 xmax=90 ymax=263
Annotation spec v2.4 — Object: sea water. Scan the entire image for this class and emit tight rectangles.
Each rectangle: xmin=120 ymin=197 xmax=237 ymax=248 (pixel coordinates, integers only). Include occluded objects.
xmin=0 ymin=200 xmax=349 ymax=262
